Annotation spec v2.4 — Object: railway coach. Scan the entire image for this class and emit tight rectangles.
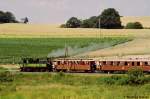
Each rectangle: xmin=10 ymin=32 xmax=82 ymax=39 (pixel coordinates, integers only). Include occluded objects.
xmin=96 ymin=59 xmax=150 ymax=73
xmin=53 ymin=58 xmax=96 ymax=72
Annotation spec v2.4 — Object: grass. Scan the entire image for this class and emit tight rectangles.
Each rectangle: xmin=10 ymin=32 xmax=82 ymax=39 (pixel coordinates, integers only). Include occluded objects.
xmin=0 ymin=73 xmax=149 ymax=99
xmin=0 ymin=67 xmax=8 ymax=72
xmin=0 ymin=37 xmax=130 ymax=63
xmin=24 ymin=64 xmax=46 ymax=67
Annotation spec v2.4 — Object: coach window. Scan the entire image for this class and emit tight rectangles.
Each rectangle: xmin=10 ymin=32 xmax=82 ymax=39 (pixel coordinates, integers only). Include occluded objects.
xmin=125 ymin=62 xmax=128 ymax=66
xmin=110 ymin=61 xmax=113 ymax=66
xmin=117 ymin=61 xmax=120 ymax=66
xmin=103 ymin=61 xmax=106 ymax=65
xmin=132 ymin=62 xmax=135 ymax=66
xmin=57 ymin=61 xmax=60 ymax=65
xmin=137 ymin=62 xmax=140 ymax=66
xmin=145 ymin=62 xmax=148 ymax=66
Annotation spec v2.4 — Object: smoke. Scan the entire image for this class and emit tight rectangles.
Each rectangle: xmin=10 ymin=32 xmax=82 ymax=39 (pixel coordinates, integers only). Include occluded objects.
xmin=47 ymin=42 xmax=117 ymax=58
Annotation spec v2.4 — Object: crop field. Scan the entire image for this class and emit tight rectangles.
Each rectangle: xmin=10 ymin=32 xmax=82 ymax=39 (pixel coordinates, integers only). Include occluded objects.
xmin=0 ymin=17 xmax=150 ymax=38
xmin=121 ymin=16 xmax=150 ymax=28
xmin=0 ymin=17 xmax=150 ymax=58
xmin=0 ymin=72 xmax=149 ymax=99
xmin=0 ymin=37 xmax=130 ymax=63
xmin=0 ymin=24 xmax=149 ymax=38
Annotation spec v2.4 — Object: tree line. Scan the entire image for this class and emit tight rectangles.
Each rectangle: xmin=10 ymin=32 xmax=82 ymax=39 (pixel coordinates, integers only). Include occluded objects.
xmin=0 ymin=10 xmax=29 ymax=24
xmin=61 ymin=8 xmax=143 ymax=29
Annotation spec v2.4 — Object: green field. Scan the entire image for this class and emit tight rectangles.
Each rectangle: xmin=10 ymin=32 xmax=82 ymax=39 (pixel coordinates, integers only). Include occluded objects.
xmin=0 ymin=72 xmax=149 ymax=99
xmin=0 ymin=37 xmax=131 ymax=63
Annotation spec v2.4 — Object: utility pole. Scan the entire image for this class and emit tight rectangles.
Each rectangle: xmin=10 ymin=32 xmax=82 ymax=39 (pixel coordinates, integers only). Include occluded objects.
xmin=99 ymin=18 xmax=102 ymax=39
xmin=64 ymin=43 xmax=68 ymax=58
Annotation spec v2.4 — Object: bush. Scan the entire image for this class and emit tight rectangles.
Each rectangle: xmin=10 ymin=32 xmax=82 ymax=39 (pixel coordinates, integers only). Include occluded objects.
xmin=116 ymin=77 xmax=129 ymax=85
xmin=0 ymin=71 xmax=14 ymax=82
xmin=127 ymin=67 xmax=145 ymax=85
xmin=102 ymin=77 xmax=115 ymax=85
xmin=99 ymin=75 xmax=121 ymax=85
xmin=125 ymin=22 xmax=143 ymax=29
xmin=60 ymin=24 xmax=66 ymax=28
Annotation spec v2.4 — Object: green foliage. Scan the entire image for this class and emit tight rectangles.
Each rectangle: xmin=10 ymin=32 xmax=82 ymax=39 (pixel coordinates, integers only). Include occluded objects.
xmin=0 ymin=11 xmax=18 ymax=23
xmin=97 ymin=74 xmax=150 ymax=85
xmin=125 ymin=22 xmax=143 ymax=29
xmin=66 ymin=17 xmax=81 ymax=28
xmin=81 ymin=16 xmax=98 ymax=28
xmin=101 ymin=77 xmax=115 ymax=85
xmin=127 ymin=67 xmax=145 ymax=85
xmin=0 ymin=73 xmax=150 ymax=99
xmin=116 ymin=77 xmax=129 ymax=85
xmin=0 ymin=71 xmax=14 ymax=82
xmin=100 ymin=8 xmax=122 ymax=29
xmin=63 ymin=8 xmax=123 ymax=29
xmin=98 ymin=75 xmax=128 ymax=85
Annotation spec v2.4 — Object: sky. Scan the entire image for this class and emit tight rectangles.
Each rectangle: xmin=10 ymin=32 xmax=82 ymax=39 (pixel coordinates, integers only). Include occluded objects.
xmin=0 ymin=0 xmax=150 ymax=24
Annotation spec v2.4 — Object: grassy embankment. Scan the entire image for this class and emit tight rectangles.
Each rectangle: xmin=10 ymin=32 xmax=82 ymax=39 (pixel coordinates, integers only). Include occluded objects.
xmin=0 ymin=71 xmax=150 ymax=99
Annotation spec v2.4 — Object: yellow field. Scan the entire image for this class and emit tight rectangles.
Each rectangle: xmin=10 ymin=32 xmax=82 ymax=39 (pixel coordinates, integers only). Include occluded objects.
xmin=121 ymin=16 xmax=150 ymax=28
xmin=0 ymin=16 xmax=150 ymax=38
xmin=0 ymin=23 xmax=150 ymax=38
xmin=0 ymin=16 xmax=150 ymax=57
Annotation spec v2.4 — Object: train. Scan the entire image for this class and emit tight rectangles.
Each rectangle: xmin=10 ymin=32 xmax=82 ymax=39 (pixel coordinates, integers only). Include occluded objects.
xmin=20 ymin=57 xmax=150 ymax=73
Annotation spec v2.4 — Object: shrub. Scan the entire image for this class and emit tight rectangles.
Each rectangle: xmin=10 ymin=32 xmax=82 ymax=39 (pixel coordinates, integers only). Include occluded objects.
xmin=116 ymin=77 xmax=129 ymax=85
xmin=127 ymin=67 xmax=145 ymax=85
xmin=110 ymin=75 xmax=122 ymax=80
xmin=60 ymin=24 xmax=66 ymax=28
xmin=125 ymin=22 xmax=143 ymax=29
xmin=0 ymin=71 xmax=14 ymax=82
xmin=102 ymin=77 xmax=115 ymax=85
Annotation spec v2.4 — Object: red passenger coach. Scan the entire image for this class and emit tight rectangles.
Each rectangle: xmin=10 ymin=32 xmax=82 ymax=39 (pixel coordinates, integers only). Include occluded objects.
xmin=98 ymin=59 xmax=150 ymax=72
xmin=54 ymin=59 xmax=96 ymax=72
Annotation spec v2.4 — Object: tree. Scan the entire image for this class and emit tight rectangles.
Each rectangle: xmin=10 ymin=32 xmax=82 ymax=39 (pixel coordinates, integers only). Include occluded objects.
xmin=81 ymin=19 xmax=91 ymax=28
xmin=0 ymin=11 xmax=6 ymax=23
xmin=22 ymin=17 xmax=29 ymax=24
xmin=0 ymin=11 xmax=18 ymax=23
xmin=81 ymin=16 xmax=98 ymax=28
xmin=125 ymin=22 xmax=143 ymax=29
xmin=5 ymin=12 xmax=17 ymax=23
xmin=66 ymin=17 xmax=81 ymax=28
xmin=100 ymin=8 xmax=122 ymax=29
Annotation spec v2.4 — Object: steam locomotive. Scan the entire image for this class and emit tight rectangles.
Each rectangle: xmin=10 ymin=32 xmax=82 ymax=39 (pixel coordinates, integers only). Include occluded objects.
xmin=20 ymin=57 xmax=150 ymax=73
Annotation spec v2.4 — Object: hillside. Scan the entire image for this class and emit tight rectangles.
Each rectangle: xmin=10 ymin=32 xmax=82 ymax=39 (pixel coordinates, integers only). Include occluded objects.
xmin=0 ymin=17 xmax=150 ymax=58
